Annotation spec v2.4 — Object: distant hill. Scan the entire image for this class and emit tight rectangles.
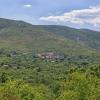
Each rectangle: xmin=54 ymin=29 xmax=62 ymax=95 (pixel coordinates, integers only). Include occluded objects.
xmin=0 ymin=18 xmax=100 ymax=56
xmin=40 ymin=25 xmax=100 ymax=50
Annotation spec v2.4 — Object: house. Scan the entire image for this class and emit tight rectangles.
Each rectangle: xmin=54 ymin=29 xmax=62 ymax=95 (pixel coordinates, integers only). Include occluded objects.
xmin=37 ymin=52 xmax=65 ymax=60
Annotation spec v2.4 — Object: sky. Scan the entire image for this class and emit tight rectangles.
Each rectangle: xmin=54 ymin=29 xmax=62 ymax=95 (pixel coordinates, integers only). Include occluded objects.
xmin=0 ymin=0 xmax=100 ymax=30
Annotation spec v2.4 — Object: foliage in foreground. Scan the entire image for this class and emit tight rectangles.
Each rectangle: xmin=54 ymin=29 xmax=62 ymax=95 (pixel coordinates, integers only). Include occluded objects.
xmin=0 ymin=50 xmax=100 ymax=100
xmin=0 ymin=65 xmax=99 ymax=100
xmin=0 ymin=80 xmax=53 ymax=100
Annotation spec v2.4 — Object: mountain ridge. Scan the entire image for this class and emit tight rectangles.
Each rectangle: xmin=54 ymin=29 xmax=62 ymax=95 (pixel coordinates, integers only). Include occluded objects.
xmin=0 ymin=18 xmax=99 ymax=56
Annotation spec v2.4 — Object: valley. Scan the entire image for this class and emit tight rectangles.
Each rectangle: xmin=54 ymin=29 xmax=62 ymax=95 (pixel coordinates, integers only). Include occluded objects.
xmin=0 ymin=18 xmax=100 ymax=100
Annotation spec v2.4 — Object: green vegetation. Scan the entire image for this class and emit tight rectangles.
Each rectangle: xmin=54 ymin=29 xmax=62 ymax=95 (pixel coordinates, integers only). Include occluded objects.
xmin=0 ymin=51 xmax=99 ymax=100
xmin=0 ymin=18 xmax=100 ymax=100
xmin=0 ymin=18 xmax=100 ymax=56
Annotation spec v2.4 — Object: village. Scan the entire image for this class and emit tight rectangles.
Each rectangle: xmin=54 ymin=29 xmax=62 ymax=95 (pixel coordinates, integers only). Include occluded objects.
xmin=36 ymin=52 xmax=65 ymax=61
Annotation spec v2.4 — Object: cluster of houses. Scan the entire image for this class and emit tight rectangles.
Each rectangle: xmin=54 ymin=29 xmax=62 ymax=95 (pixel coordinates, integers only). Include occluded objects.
xmin=36 ymin=52 xmax=65 ymax=61
xmin=0 ymin=49 xmax=65 ymax=62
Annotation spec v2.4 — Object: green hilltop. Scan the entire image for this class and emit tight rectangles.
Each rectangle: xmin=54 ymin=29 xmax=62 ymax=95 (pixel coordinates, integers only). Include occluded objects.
xmin=0 ymin=18 xmax=100 ymax=56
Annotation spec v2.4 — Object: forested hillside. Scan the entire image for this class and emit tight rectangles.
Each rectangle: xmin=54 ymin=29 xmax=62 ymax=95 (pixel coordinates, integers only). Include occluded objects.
xmin=0 ymin=18 xmax=100 ymax=100
xmin=41 ymin=25 xmax=100 ymax=50
xmin=0 ymin=18 xmax=100 ymax=55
